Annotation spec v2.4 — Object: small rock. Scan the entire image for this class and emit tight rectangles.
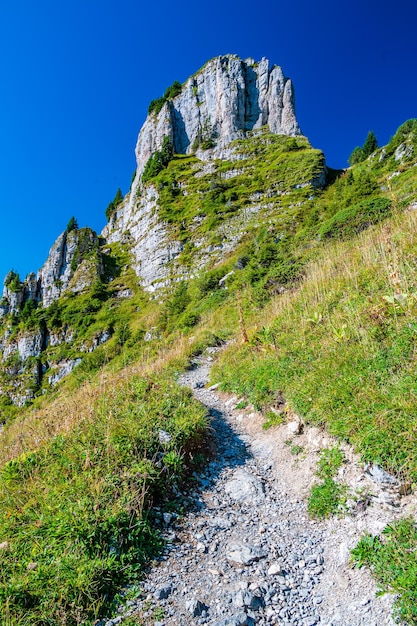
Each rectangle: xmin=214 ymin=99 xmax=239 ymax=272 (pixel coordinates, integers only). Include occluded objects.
xmin=365 ymin=463 xmax=399 ymax=488
xmin=267 ymin=562 xmax=283 ymax=576
xmin=226 ymin=541 xmax=267 ymax=565
xmin=185 ymin=598 xmax=208 ymax=617
xmin=233 ymin=590 xmax=263 ymax=610
xmin=27 ymin=562 xmax=38 ymax=571
xmin=163 ymin=512 xmax=173 ymax=526
xmin=158 ymin=430 xmax=172 ymax=446
xmin=287 ymin=420 xmax=303 ymax=435
xmin=208 ymin=516 xmax=232 ymax=530
xmin=224 ymin=469 xmax=265 ymax=505
xmin=154 ymin=585 xmax=172 ymax=600
xmin=0 ymin=541 xmax=9 ymax=551
xmin=212 ymin=613 xmax=248 ymax=626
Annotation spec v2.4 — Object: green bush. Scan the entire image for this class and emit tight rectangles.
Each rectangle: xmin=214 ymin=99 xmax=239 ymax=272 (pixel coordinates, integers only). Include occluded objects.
xmin=319 ymin=197 xmax=391 ymax=239
xmin=349 ymin=130 xmax=378 ymax=165
xmin=105 ymin=188 xmax=124 ymax=221
xmin=4 ymin=270 xmax=21 ymax=293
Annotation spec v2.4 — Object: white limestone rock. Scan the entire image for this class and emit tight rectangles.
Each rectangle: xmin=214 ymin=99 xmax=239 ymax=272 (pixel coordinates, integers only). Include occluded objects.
xmin=37 ymin=228 xmax=101 ymax=307
xmin=129 ymin=55 xmax=301 ymax=202
xmin=48 ymin=358 xmax=82 ymax=386
xmin=17 ymin=331 xmax=44 ymax=361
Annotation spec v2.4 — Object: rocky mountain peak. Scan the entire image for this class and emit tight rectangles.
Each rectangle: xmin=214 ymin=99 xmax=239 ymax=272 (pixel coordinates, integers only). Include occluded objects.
xmin=129 ymin=55 xmax=301 ymax=198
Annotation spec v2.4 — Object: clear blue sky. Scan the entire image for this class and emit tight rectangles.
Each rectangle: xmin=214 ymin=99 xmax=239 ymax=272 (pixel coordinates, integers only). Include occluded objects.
xmin=1 ymin=0 xmax=416 ymax=283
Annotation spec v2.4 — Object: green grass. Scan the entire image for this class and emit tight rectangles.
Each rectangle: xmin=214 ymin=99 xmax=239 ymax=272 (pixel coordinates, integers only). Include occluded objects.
xmin=307 ymin=447 xmax=347 ymax=518
xmin=307 ymin=479 xmax=347 ymax=518
xmin=0 ymin=373 xmax=207 ymax=624
xmin=352 ymin=519 xmax=417 ymax=624
xmin=212 ymin=208 xmax=417 ymax=480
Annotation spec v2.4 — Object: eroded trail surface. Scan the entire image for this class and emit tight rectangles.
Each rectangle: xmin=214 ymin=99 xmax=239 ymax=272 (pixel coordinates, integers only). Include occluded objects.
xmin=106 ymin=354 xmax=398 ymax=626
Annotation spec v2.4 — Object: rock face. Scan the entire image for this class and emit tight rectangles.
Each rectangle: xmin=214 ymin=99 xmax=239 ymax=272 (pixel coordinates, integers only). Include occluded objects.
xmin=1 ymin=227 xmax=102 ymax=315
xmin=0 ymin=54 xmax=310 ymax=403
xmin=103 ymin=55 xmax=312 ymax=291
xmin=37 ymin=228 xmax=102 ymax=307
xmin=0 ymin=227 xmax=103 ymax=406
xmin=130 ymin=55 xmax=300 ymax=200
xmin=103 ymin=185 xmax=185 ymax=292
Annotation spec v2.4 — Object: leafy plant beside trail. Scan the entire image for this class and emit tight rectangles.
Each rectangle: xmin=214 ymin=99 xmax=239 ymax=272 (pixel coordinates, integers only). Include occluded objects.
xmin=352 ymin=519 xmax=417 ymax=624
xmin=308 ymin=447 xmax=347 ymax=518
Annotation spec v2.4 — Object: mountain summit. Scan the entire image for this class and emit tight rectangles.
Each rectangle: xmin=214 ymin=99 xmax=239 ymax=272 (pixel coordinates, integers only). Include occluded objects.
xmin=131 ymin=55 xmax=300 ymax=189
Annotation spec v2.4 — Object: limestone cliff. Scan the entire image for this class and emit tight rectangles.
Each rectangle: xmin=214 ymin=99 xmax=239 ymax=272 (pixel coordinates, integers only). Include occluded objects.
xmin=129 ymin=55 xmax=300 ymax=201
xmin=0 ymin=54 xmax=318 ymax=406
xmin=0 ymin=227 xmax=102 ymax=316
xmin=103 ymin=54 xmax=311 ymax=290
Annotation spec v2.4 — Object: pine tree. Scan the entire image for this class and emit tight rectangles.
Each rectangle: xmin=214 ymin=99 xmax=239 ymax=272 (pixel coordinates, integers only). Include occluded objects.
xmin=348 ymin=146 xmax=364 ymax=166
xmin=362 ymin=131 xmax=378 ymax=158
xmin=105 ymin=188 xmax=124 ymax=221
xmin=66 ymin=216 xmax=78 ymax=233
xmin=113 ymin=188 xmax=123 ymax=205
xmin=348 ymin=131 xmax=378 ymax=165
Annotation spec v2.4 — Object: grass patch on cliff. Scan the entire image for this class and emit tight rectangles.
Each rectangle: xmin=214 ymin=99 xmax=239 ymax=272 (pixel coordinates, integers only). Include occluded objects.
xmin=148 ymin=132 xmax=325 ymax=241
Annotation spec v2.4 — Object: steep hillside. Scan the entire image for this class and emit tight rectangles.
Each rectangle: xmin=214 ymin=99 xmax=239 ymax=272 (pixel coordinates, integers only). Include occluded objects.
xmin=0 ymin=56 xmax=416 ymax=624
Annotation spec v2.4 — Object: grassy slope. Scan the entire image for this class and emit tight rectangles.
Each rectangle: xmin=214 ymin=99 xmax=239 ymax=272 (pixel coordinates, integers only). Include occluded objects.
xmin=0 ymin=121 xmax=417 ymax=623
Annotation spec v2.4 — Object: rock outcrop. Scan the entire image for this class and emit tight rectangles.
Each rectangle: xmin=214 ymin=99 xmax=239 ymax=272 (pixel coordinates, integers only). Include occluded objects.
xmin=103 ymin=55 xmax=312 ymax=291
xmin=37 ymin=227 xmax=102 ymax=307
xmin=129 ymin=55 xmax=301 ymax=201
xmin=0 ymin=54 xmax=311 ymax=403
xmin=1 ymin=227 xmax=102 ymax=316
xmin=0 ymin=227 xmax=104 ymax=407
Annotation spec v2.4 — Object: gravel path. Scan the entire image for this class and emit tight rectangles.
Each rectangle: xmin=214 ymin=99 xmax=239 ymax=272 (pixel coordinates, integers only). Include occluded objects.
xmin=102 ymin=352 xmax=405 ymax=626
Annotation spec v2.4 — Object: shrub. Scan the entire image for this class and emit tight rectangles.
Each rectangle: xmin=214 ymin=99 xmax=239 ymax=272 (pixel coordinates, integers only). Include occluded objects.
xmin=105 ymin=188 xmax=124 ymax=221
xmin=4 ymin=270 xmax=21 ymax=293
xmin=319 ymin=197 xmax=391 ymax=239
xmin=349 ymin=130 xmax=378 ymax=165
xmin=142 ymin=137 xmax=174 ymax=184
xmin=148 ymin=80 xmax=182 ymax=115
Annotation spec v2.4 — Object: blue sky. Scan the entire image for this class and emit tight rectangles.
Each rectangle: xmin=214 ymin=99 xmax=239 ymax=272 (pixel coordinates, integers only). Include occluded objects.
xmin=1 ymin=0 xmax=416 ymax=283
